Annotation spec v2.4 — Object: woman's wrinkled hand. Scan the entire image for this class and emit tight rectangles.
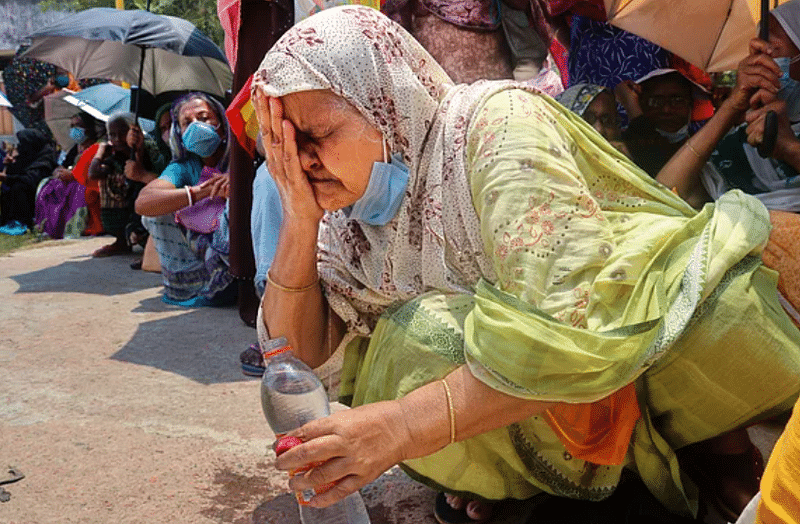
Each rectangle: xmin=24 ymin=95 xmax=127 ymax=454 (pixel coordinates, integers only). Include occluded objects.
xmin=198 ymin=173 xmax=229 ymax=200
xmin=126 ymin=124 xmax=144 ymax=151
xmin=252 ymin=87 xmax=324 ymax=224
xmin=275 ymin=400 xmax=413 ymax=507
xmin=746 ymin=99 xmax=797 ymax=160
xmin=614 ymin=80 xmax=643 ymax=118
xmin=727 ymin=38 xmax=781 ymax=115
xmin=54 ymin=166 xmax=75 ymax=183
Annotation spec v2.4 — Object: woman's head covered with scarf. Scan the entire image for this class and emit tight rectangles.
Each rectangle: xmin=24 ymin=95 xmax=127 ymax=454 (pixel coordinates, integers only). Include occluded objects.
xmin=251 ymin=5 xmax=453 ymax=171
xmin=556 ymin=83 xmax=622 ymax=142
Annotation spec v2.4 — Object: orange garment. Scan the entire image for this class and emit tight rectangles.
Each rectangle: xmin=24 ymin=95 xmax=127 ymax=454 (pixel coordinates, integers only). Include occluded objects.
xmin=757 ymin=396 xmax=800 ymax=524
xmin=72 ymin=143 xmax=103 ymax=236
xmin=544 ymin=382 xmax=640 ymax=465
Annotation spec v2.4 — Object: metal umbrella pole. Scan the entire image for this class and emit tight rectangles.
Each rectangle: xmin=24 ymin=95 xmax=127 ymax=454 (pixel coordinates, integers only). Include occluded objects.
xmin=131 ymin=0 xmax=152 ymax=159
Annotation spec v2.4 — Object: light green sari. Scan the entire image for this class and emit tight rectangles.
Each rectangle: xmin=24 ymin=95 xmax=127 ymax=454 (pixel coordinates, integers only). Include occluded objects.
xmin=338 ymin=91 xmax=800 ymax=517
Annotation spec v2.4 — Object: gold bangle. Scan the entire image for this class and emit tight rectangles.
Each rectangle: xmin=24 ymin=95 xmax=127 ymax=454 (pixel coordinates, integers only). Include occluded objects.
xmin=441 ymin=379 xmax=456 ymax=444
xmin=266 ymin=272 xmax=319 ymax=293
xmin=686 ymin=142 xmax=703 ymax=160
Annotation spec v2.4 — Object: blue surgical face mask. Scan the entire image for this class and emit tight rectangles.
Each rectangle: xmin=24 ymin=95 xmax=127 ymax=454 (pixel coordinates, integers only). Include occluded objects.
xmin=345 ymin=143 xmax=409 ymax=226
xmin=69 ymin=126 xmax=86 ymax=143
xmin=182 ymin=120 xmax=223 ymax=158
xmin=55 ymin=75 xmax=70 ymax=88
xmin=775 ymin=56 xmax=800 ymax=122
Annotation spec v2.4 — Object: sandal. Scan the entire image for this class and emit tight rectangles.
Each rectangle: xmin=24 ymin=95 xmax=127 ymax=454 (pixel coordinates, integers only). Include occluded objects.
xmin=434 ymin=492 xmax=492 ymax=524
xmin=240 ymin=343 xmax=265 ymax=377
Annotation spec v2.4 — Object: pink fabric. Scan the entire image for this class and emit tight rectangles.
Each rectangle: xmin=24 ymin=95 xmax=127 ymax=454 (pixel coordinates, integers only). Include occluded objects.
xmin=217 ymin=0 xmax=241 ymax=71
xmin=174 ymin=167 xmax=226 ymax=234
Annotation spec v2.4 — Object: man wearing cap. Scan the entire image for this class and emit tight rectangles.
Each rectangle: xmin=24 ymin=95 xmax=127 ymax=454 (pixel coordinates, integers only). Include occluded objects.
xmin=614 ymin=68 xmax=706 ymax=177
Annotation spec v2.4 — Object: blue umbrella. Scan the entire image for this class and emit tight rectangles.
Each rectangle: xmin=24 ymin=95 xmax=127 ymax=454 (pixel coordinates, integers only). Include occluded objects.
xmin=21 ymin=8 xmax=231 ymax=100
xmin=44 ymin=83 xmax=154 ymax=150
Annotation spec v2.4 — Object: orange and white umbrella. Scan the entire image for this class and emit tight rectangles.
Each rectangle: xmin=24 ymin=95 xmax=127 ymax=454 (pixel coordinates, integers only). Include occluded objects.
xmin=604 ymin=0 xmax=793 ymax=72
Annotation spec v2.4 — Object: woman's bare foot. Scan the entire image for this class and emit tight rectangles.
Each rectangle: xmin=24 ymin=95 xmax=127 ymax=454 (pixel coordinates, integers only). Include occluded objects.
xmin=435 ymin=492 xmax=493 ymax=524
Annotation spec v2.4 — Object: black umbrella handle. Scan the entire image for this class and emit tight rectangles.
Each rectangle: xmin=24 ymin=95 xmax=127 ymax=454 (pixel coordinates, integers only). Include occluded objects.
xmin=757 ymin=0 xmax=778 ymax=158
xmin=758 ymin=110 xmax=779 ymax=157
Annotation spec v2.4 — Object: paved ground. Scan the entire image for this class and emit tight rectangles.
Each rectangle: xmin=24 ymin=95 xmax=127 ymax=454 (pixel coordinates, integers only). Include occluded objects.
xmin=0 ymin=236 xmax=785 ymax=524
xmin=0 ymin=237 xmax=437 ymax=524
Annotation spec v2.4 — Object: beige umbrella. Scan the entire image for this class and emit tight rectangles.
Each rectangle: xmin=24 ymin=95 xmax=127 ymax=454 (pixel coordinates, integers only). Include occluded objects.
xmin=604 ymin=0 xmax=793 ymax=72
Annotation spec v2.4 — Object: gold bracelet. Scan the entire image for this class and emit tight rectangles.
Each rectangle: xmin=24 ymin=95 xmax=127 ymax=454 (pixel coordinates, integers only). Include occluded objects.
xmin=686 ymin=142 xmax=703 ymax=160
xmin=441 ymin=379 xmax=456 ymax=444
xmin=266 ymin=272 xmax=319 ymax=293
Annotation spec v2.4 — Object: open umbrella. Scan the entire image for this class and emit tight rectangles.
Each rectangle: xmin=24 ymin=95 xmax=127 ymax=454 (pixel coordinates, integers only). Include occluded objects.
xmin=604 ymin=0 xmax=792 ymax=72
xmin=21 ymin=8 xmax=232 ymax=100
xmin=44 ymin=83 xmax=154 ymax=150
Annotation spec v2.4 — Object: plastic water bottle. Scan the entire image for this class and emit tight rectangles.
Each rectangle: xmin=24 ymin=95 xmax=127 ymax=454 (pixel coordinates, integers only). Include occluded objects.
xmin=260 ymin=336 xmax=371 ymax=524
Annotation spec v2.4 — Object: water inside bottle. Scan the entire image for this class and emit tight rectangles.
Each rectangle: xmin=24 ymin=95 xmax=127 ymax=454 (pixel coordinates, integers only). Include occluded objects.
xmin=261 ymin=379 xmax=330 ymax=436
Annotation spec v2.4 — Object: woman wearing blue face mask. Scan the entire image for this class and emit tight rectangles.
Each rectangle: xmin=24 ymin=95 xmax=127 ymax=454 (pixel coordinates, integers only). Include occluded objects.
xmin=135 ymin=92 xmax=236 ymax=307
xmin=34 ymin=111 xmax=102 ymax=239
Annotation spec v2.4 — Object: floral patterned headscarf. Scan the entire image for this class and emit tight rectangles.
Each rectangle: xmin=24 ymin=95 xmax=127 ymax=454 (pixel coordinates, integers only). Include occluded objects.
xmin=253 ymin=6 xmax=533 ymax=333
xmin=555 ymin=83 xmax=608 ymax=118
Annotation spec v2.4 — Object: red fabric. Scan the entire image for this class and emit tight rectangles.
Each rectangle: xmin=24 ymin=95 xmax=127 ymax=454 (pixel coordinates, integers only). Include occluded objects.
xmin=545 ymin=0 xmax=606 ymax=20
xmin=72 ymin=144 xmax=103 ymax=236
xmin=543 ymin=382 xmax=641 ymax=466
xmin=550 ymin=37 xmax=569 ymax=89
xmin=217 ymin=0 xmax=241 ymax=71
xmin=670 ymin=55 xmax=715 ymax=122
xmin=226 ymin=74 xmax=257 ymax=159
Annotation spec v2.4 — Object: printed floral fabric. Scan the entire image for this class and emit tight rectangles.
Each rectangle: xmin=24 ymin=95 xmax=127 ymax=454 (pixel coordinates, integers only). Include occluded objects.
xmin=555 ymin=83 xmax=607 ymax=117
xmin=409 ymin=12 xmax=512 ymax=84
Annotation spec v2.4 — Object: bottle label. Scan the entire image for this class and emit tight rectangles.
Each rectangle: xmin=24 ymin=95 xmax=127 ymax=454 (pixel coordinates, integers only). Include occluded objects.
xmin=262 ymin=344 xmax=292 ymax=359
xmin=290 ymin=462 xmax=337 ymax=505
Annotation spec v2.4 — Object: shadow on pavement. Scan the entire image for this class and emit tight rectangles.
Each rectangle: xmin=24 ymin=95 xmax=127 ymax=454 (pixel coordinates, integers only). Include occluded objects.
xmin=111 ymin=306 xmax=256 ymax=384
xmin=10 ymin=253 xmax=160 ymax=296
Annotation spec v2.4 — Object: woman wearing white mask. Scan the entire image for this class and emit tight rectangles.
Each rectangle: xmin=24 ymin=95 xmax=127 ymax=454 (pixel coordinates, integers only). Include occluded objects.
xmin=135 ymin=92 xmax=236 ymax=307
xmin=658 ymin=0 xmax=800 ymax=213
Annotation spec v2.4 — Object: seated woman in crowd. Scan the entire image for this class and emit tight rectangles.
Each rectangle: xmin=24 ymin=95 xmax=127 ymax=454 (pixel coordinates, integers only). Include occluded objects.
xmin=88 ymin=112 xmax=161 ymax=257
xmin=250 ymin=7 xmax=800 ymax=524
xmin=555 ymin=83 xmax=630 ymax=156
xmin=658 ymin=0 xmax=800 ymax=213
xmin=0 ymin=129 xmax=57 ymax=235
xmin=135 ymin=92 xmax=236 ymax=307
xmin=34 ymin=111 xmax=102 ymax=239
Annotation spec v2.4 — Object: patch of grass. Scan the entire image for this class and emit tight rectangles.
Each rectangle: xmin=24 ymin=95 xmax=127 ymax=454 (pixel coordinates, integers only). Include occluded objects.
xmin=0 ymin=230 xmax=41 ymax=256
